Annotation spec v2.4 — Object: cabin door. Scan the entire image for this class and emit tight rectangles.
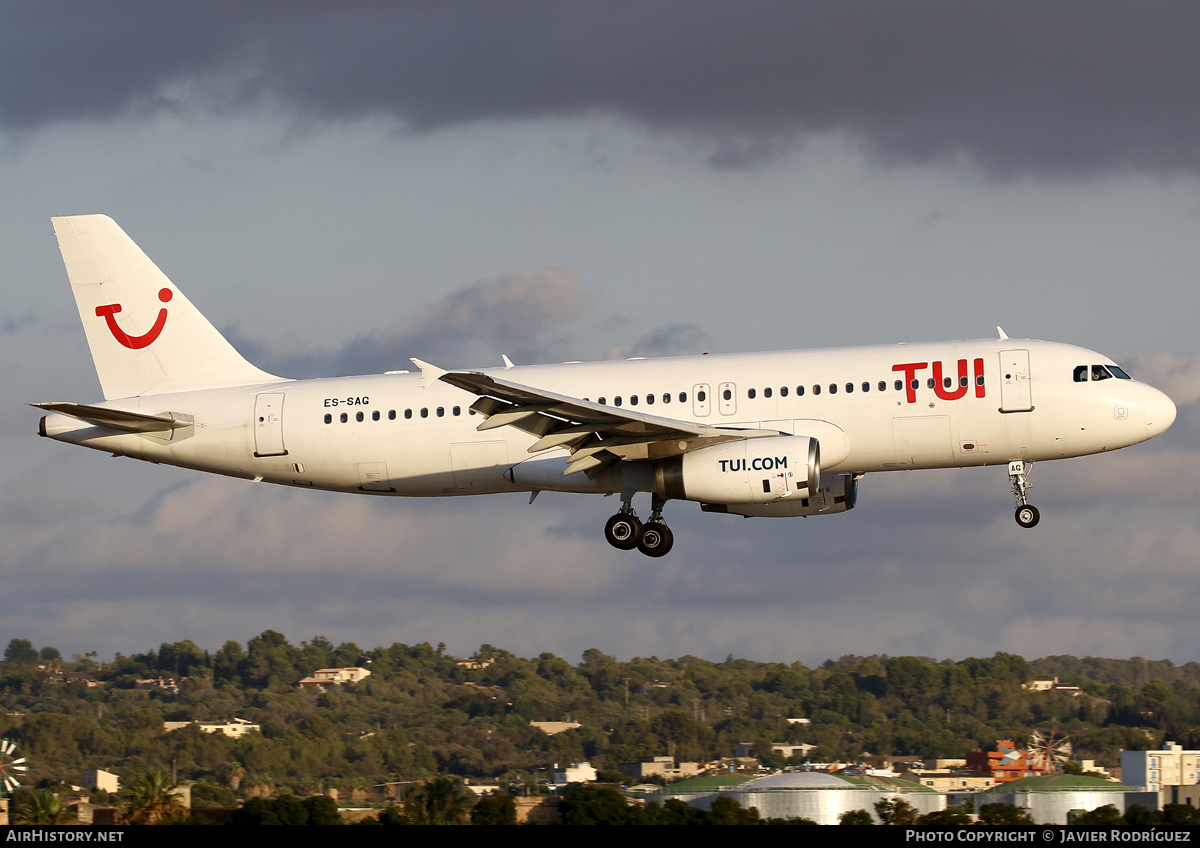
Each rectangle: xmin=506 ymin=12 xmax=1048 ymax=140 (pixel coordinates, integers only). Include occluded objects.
xmin=998 ymin=349 xmax=1033 ymax=412
xmin=253 ymin=393 xmax=287 ymax=457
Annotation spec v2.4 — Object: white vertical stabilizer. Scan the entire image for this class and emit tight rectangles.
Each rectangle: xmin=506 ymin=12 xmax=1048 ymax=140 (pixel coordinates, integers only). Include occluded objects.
xmin=52 ymin=215 xmax=285 ymax=399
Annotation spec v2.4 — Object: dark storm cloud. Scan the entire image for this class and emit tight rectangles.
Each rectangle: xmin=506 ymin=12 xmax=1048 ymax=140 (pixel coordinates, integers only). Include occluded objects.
xmin=6 ymin=2 xmax=1200 ymax=175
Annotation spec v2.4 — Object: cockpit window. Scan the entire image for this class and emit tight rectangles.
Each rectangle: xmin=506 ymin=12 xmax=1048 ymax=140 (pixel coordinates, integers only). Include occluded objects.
xmin=1091 ymin=364 xmax=1114 ymax=381
xmin=1109 ymin=365 xmax=1132 ymax=380
xmin=1073 ymin=365 xmax=1088 ymax=383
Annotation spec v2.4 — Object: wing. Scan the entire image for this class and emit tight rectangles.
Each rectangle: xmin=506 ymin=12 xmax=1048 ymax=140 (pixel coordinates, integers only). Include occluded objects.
xmin=436 ymin=367 xmax=781 ymax=476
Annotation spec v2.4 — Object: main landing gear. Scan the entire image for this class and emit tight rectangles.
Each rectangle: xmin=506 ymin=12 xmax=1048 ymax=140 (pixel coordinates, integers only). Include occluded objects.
xmin=604 ymin=494 xmax=674 ymax=557
xmin=1008 ymin=460 xmax=1040 ymax=528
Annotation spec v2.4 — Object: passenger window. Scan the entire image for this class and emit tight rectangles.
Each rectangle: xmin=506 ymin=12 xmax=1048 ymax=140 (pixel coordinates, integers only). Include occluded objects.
xmin=420 ymin=408 xmax=428 ymax=418
xmin=812 ymin=385 xmax=821 ymax=395
xmin=663 ymin=393 xmax=671 ymax=403
xmin=960 ymin=376 xmax=968 ymax=387
xmin=615 ymin=397 xmax=622 ymax=406
xmin=723 ymin=389 xmax=732 ymax=401
xmin=629 ymin=395 xmax=638 ymax=406
xmin=646 ymin=394 xmax=654 ymax=405
xmin=340 ymin=413 xmax=348 ymax=423
xmin=862 ymin=382 xmax=870 ymax=392
xmin=697 ymin=390 xmax=706 ymax=402
xmin=780 ymin=386 xmax=788 ymax=397
xmin=1092 ymin=365 xmax=1114 ymax=381
xmin=372 ymin=410 xmax=380 ymax=421
xmin=598 ymin=397 xmax=606 ymax=405
xmin=927 ymin=378 xmax=936 ymax=389
xmin=453 ymin=406 xmax=461 ymax=416
xmin=748 ymin=388 xmax=756 ymax=399
xmin=845 ymin=382 xmax=853 ymax=393
xmin=895 ymin=380 xmax=903 ymax=391
xmin=764 ymin=387 xmax=772 ymax=398
xmin=797 ymin=386 xmax=805 ymax=396
xmin=405 ymin=409 xmax=412 ymax=419
xmin=356 ymin=411 xmax=364 ymax=422
xmin=324 ymin=414 xmax=332 ymax=424
xmin=829 ymin=384 xmax=837 ymax=394
xmin=976 ymin=375 xmax=985 ymax=386
xmin=911 ymin=379 xmax=919 ymax=391
xmin=878 ymin=381 xmax=886 ymax=391
xmin=679 ymin=392 xmax=687 ymax=403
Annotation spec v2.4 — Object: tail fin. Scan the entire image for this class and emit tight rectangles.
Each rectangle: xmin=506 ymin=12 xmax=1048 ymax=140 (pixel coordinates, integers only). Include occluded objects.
xmin=51 ymin=215 xmax=284 ymax=399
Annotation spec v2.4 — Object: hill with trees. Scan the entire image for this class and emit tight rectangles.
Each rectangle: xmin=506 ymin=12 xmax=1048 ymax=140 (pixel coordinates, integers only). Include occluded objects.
xmin=3 ymin=633 xmax=1198 ymax=802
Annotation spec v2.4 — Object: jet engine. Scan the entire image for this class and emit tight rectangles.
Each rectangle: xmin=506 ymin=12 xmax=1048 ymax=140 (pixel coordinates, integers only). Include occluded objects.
xmin=655 ymin=435 xmax=819 ymax=505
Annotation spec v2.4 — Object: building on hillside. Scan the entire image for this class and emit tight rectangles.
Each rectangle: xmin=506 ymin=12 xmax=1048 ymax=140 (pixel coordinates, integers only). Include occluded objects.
xmin=733 ymin=742 xmax=816 ymax=760
xmin=36 ymin=669 xmax=99 ymax=687
xmin=135 ymin=676 xmax=179 ymax=694
xmin=1023 ymin=678 xmax=1085 ymax=697
xmin=552 ymin=762 xmax=597 ymax=784
xmin=455 ymin=657 xmax=494 ymax=670
xmin=972 ymin=774 xmax=1153 ymax=825
xmin=162 ymin=718 xmax=260 ymax=737
xmin=661 ymin=771 xmax=941 ymax=825
xmin=82 ymin=769 xmax=119 ymax=793
xmin=298 ymin=667 xmax=371 ymax=691
xmin=618 ymin=756 xmax=702 ymax=782
xmin=529 ymin=721 xmax=581 ymax=735
xmin=900 ymin=770 xmax=996 ymax=791
xmin=1121 ymin=742 xmax=1200 ymax=794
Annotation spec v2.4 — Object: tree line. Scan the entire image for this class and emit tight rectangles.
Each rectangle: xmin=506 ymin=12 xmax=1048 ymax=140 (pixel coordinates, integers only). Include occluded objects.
xmin=3 ymin=634 xmax=1198 ymax=808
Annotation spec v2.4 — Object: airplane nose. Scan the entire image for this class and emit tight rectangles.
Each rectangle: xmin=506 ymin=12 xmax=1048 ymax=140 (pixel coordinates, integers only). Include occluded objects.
xmin=1145 ymin=388 xmax=1177 ymax=438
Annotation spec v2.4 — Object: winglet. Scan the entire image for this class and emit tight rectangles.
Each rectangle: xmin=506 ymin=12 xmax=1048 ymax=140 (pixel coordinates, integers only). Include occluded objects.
xmin=409 ymin=358 xmax=447 ymax=388
xmin=997 ymin=326 xmax=1009 ymax=340
xmin=501 ymin=354 xmax=515 ymax=369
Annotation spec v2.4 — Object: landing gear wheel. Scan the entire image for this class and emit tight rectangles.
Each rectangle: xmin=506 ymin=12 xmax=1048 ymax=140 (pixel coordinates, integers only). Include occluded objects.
xmin=604 ymin=513 xmax=644 ymax=550
xmin=637 ymin=522 xmax=674 ymax=557
xmin=1015 ymin=505 xmax=1040 ymax=528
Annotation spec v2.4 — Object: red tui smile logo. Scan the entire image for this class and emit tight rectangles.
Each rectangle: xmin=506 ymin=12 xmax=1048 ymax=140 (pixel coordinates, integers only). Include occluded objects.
xmin=95 ymin=288 xmax=173 ymax=349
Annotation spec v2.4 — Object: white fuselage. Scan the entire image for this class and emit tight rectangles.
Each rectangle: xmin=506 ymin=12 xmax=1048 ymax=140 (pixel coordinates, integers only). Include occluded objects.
xmin=40 ymin=338 xmax=1176 ymax=502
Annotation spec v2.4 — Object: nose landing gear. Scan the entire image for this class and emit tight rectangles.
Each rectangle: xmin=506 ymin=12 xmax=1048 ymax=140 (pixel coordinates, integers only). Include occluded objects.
xmin=605 ymin=494 xmax=674 ymax=556
xmin=1009 ymin=461 xmax=1040 ymax=528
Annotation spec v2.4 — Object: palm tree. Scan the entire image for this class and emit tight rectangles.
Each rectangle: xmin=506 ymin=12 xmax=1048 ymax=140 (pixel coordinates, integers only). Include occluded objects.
xmin=413 ymin=777 xmax=470 ymax=825
xmin=120 ymin=770 xmax=185 ymax=825
xmin=16 ymin=791 xmax=73 ymax=825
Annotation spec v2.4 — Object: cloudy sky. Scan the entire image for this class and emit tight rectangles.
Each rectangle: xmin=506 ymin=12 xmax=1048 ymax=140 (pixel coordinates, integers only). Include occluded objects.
xmin=3 ymin=2 xmax=1198 ymax=668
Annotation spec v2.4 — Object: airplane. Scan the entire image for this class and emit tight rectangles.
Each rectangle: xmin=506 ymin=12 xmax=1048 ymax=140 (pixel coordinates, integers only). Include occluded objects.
xmin=35 ymin=215 xmax=1177 ymax=557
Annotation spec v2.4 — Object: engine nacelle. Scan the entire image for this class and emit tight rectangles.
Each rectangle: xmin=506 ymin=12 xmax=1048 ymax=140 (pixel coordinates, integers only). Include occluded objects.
xmin=701 ymin=473 xmax=859 ymax=517
xmin=655 ymin=435 xmax=819 ymax=505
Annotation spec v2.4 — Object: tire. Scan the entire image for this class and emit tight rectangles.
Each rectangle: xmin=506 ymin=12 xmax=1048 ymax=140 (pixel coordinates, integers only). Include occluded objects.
xmin=1015 ymin=505 xmax=1040 ymax=528
xmin=604 ymin=513 xmax=643 ymax=550
xmin=637 ymin=522 xmax=674 ymax=557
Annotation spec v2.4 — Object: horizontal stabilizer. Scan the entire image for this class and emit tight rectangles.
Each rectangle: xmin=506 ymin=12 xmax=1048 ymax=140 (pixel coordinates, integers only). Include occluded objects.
xmin=31 ymin=402 xmax=189 ymax=434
